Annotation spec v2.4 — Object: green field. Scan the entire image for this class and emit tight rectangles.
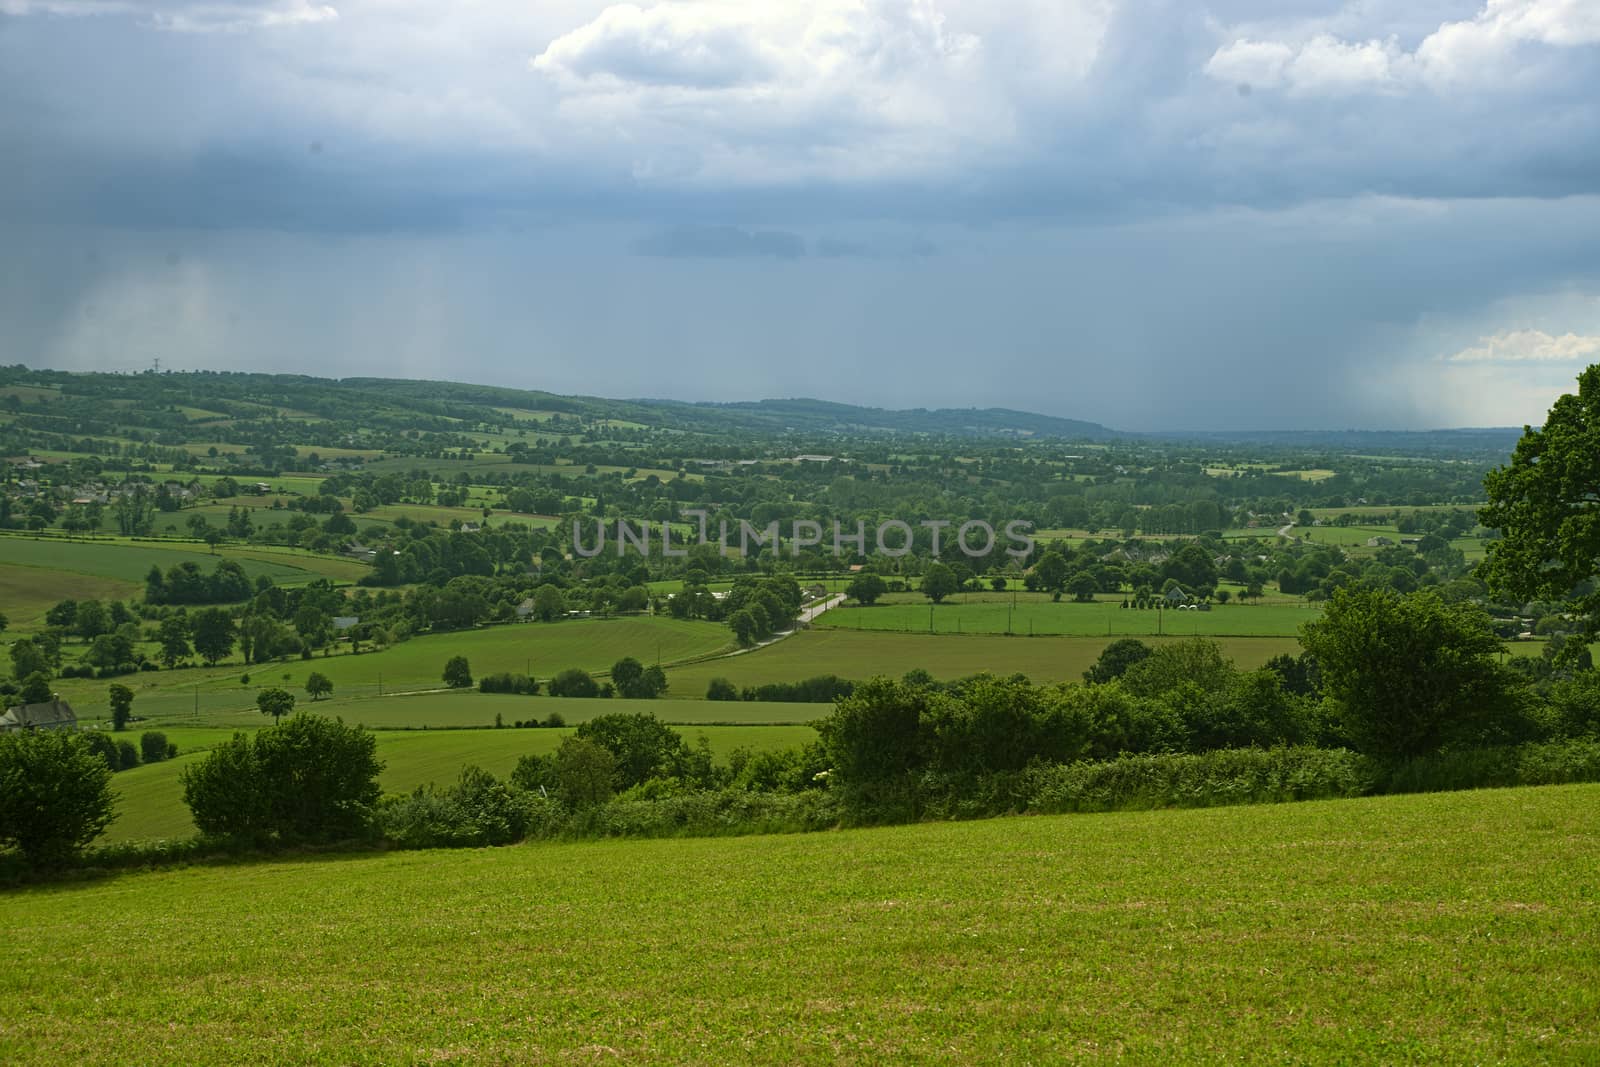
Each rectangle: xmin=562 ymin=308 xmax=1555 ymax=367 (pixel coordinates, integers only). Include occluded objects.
xmin=0 ymin=563 xmax=139 ymax=628
xmin=102 ymin=723 xmax=818 ymax=843
xmin=51 ymin=616 xmax=738 ymax=722
xmin=6 ymin=785 xmax=1598 ymax=1062
xmin=820 ymin=592 xmax=1321 ymax=637
xmin=0 ymin=535 xmax=366 ymax=594
xmin=667 ymin=629 xmax=1302 ymax=695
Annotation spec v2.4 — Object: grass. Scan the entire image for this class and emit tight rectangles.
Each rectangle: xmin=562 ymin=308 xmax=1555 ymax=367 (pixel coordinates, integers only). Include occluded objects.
xmin=0 ymin=534 xmax=364 ymax=592
xmin=0 ymin=564 xmax=138 ymax=628
xmin=668 ymin=629 xmax=1302 ymax=694
xmin=820 ymin=592 xmax=1321 ymax=637
xmin=4 ymin=784 xmax=1598 ymax=1062
xmin=53 ymin=616 xmax=736 ymax=722
xmin=100 ymin=723 xmax=817 ymax=843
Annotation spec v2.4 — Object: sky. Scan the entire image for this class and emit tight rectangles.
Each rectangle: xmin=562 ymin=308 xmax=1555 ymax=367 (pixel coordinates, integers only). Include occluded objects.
xmin=2 ymin=0 xmax=1599 ymax=431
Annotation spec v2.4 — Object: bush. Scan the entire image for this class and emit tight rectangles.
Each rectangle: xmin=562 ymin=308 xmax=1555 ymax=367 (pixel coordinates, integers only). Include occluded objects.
xmin=115 ymin=740 xmax=140 ymax=771
xmin=548 ymin=668 xmax=599 ymax=698
xmin=140 ymin=731 xmax=169 ymax=764
xmin=1379 ymin=739 xmax=1600 ymax=794
xmin=378 ymin=766 xmax=534 ymax=849
xmin=0 ymin=730 xmax=116 ymax=867
xmin=706 ymin=677 xmax=739 ymax=701
xmin=182 ymin=714 xmax=384 ymax=845
xmin=739 ymin=675 xmax=855 ymax=703
xmin=1024 ymin=747 xmax=1375 ymax=815
xmin=442 ymin=655 xmax=473 ymax=689
xmin=576 ymin=712 xmax=694 ymax=790
xmin=542 ymin=712 xmax=566 ymax=729
xmin=478 ymin=672 xmax=540 ymax=695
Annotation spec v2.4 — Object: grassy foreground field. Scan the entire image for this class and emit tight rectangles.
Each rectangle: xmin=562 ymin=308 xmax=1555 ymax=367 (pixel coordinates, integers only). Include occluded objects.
xmin=5 ymin=784 xmax=1598 ymax=1063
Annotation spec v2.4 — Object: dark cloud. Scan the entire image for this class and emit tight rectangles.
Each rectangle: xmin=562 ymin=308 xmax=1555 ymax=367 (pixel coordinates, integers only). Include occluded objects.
xmin=633 ymin=225 xmax=805 ymax=259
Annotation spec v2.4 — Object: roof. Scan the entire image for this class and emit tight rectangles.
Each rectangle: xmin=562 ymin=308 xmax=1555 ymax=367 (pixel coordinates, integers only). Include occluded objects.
xmin=0 ymin=698 xmax=78 ymax=732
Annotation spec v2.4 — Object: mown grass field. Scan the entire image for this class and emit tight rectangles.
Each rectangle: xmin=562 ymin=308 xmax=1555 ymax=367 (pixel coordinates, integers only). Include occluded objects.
xmin=5 ymin=785 xmax=1597 ymax=1062
xmin=0 ymin=534 xmax=366 ymax=593
xmin=820 ymin=592 xmax=1321 ymax=637
xmin=668 ymin=629 xmax=1302 ymax=695
xmin=102 ymin=723 xmax=818 ymax=843
xmin=0 ymin=563 xmax=138 ymax=628
xmin=52 ymin=616 xmax=737 ymax=721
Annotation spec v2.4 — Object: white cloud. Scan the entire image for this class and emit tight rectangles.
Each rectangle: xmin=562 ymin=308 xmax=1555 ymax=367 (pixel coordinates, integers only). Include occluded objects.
xmin=1445 ymin=328 xmax=1600 ymax=362
xmin=1206 ymin=0 xmax=1600 ymax=95
xmin=525 ymin=0 xmax=1022 ymax=182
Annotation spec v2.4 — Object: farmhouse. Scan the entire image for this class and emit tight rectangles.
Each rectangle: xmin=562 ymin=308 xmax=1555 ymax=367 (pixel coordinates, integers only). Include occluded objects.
xmin=0 ymin=697 xmax=77 ymax=733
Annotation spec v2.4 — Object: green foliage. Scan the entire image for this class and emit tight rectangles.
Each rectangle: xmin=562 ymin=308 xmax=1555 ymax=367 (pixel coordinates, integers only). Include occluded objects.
xmin=576 ymin=712 xmax=693 ymax=790
xmin=1481 ymin=365 xmax=1600 ymax=636
xmin=182 ymin=715 xmax=383 ymax=844
xmin=1301 ymin=588 xmax=1531 ymax=759
xmin=706 ymin=677 xmax=739 ymax=701
xmin=17 ymin=672 xmax=52 ymax=705
xmin=921 ymin=563 xmax=958 ymax=604
xmin=378 ymin=766 xmax=535 ymax=849
xmin=108 ymin=683 xmax=134 ymax=731
xmin=554 ymin=737 xmax=616 ymax=809
xmin=611 ymin=657 xmax=667 ymax=699
xmin=1024 ymin=747 xmax=1374 ymax=814
xmin=478 ymin=672 xmax=539 ymax=695
xmin=0 ymin=729 xmax=116 ymax=867
xmin=548 ymin=668 xmax=599 ymax=698
xmin=256 ymin=687 xmax=296 ymax=723
xmin=846 ymin=573 xmax=887 ymax=605
xmin=139 ymin=731 xmax=170 ymax=764
xmin=305 ymin=672 xmax=333 ymax=701
xmin=1083 ymin=638 xmax=1152 ymax=684
xmin=441 ymin=655 xmax=473 ymax=689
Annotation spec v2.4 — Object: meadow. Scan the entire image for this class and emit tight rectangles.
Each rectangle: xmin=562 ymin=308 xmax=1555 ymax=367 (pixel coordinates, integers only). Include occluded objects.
xmin=52 ymin=615 xmax=737 ymax=722
xmin=819 ymin=592 xmax=1321 ymax=638
xmin=3 ymin=784 xmax=1596 ymax=1062
xmin=0 ymin=534 xmax=366 ymax=587
xmin=102 ymin=723 xmax=819 ymax=843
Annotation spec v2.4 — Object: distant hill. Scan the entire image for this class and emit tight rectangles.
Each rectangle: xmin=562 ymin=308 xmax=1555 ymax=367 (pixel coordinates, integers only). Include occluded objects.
xmin=646 ymin=398 xmax=1117 ymax=440
xmin=1142 ymin=427 xmax=1524 ymax=457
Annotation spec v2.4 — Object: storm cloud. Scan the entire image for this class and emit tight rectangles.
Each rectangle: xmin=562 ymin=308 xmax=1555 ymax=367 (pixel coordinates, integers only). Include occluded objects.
xmin=3 ymin=0 xmax=1599 ymax=429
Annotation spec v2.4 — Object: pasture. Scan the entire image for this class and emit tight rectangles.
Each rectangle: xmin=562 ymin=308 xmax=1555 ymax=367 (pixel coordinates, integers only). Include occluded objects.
xmin=101 ymin=723 xmax=818 ymax=843
xmin=0 ymin=535 xmax=365 ymax=594
xmin=5 ymin=785 xmax=1596 ymax=1062
xmin=667 ymin=629 xmax=1302 ymax=695
xmin=820 ymin=592 xmax=1320 ymax=638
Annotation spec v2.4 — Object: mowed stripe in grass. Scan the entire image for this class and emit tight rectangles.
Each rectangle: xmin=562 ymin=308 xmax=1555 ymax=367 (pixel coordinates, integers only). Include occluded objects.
xmin=820 ymin=593 xmax=1321 ymax=637
xmin=6 ymin=785 xmax=1598 ymax=1063
xmin=0 ymin=563 xmax=138 ymax=628
xmin=0 ymin=535 xmax=362 ymax=588
xmin=667 ymin=629 xmax=1303 ymax=694
xmin=102 ymin=723 xmax=818 ymax=843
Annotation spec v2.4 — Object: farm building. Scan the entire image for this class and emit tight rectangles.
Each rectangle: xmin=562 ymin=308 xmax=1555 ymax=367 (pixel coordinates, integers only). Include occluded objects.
xmin=0 ymin=698 xmax=78 ymax=733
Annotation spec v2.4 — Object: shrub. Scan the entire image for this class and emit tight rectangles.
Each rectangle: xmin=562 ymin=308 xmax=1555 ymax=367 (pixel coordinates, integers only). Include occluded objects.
xmin=576 ymin=712 xmax=693 ymax=790
xmin=0 ymin=730 xmax=116 ymax=867
xmin=1024 ymin=747 xmax=1375 ymax=815
xmin=442 ymin=655 xmax=473 ymax=689
xmin=115 ymin=740 xmax=140 ymax=771
xmin=739 ymin=675 xmax=856 ymax=703
xmin=139 ymin=731 xmax=169 ymax=764
xmin=378 ymin=766 xmax=533 ymax=849
xmin=182 ymin=714 xmax=383 ymax=845
xmin=548 ymin=668 xmax=599 ymax=698
xmin=706 ymin=677 xmax=739 ymax=701
xmin=542 ymin=711 xmax=566 ymax=728
xmin=554 ymin=737 xmax=615 ymax=809
xmin=478 ymin=672 xmax=540 ymax=695
xmin=1379 ymin=739 xmax=1600 ymax=794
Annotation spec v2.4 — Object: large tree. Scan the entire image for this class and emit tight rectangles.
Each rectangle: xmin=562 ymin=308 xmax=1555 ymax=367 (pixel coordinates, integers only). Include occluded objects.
xmin=190 ymin=608 xmax=237 ymax=666
xmin=921 ymin=563 xmax=959 ymax=604
xmin=1300 ymin=587 xmax=1529 ymax=759
xmin=0 ymin=731 xmax=116 ymax=867
xmin=1481 ymin=364 xmax=1600 ymax=645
